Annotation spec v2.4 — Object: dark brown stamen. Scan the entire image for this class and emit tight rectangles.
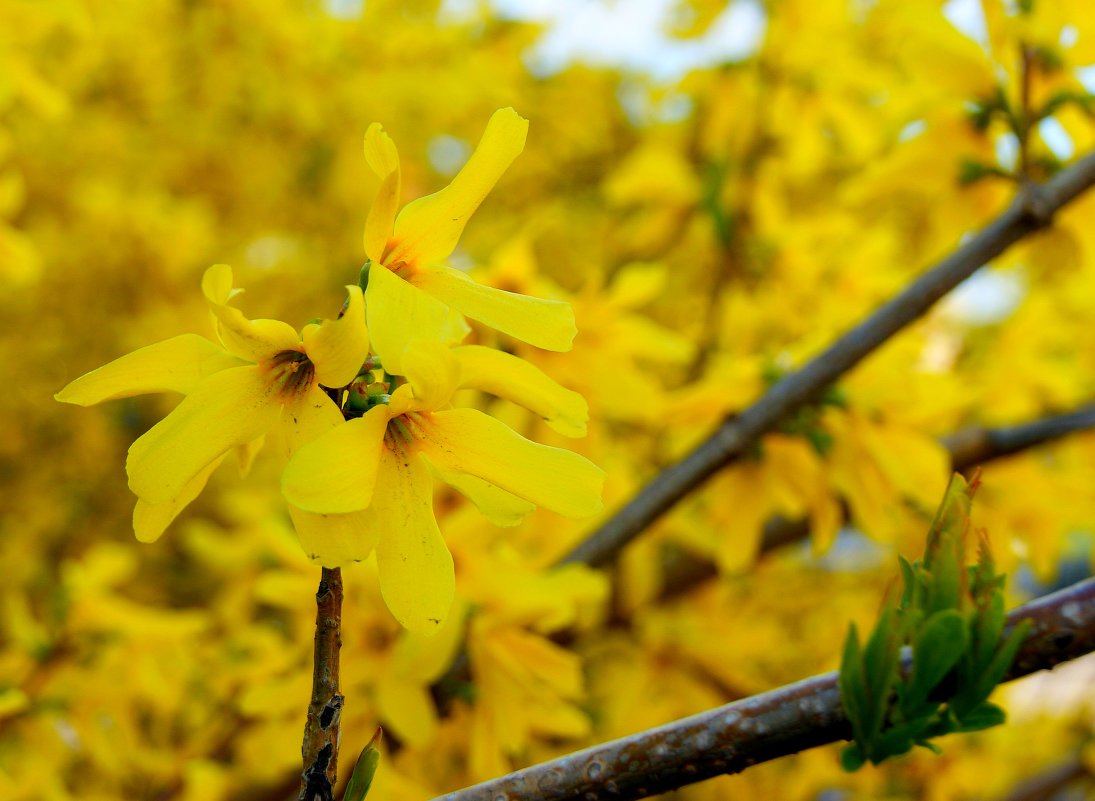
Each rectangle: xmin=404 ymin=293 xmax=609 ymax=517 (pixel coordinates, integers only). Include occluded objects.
xmin=267 ymin=349 xmax=316 ymax=397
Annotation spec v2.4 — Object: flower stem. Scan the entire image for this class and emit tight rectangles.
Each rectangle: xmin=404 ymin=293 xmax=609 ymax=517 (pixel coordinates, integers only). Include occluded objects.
xmin=300 ymin=566 xmax=344 ymax=801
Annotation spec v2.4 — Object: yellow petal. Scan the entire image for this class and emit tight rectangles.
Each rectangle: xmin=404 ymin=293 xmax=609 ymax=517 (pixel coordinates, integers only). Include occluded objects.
xmin=375 ymin=678 xmax=438 ymax=748
xmin=363 ymin=124 xmax=402 ymax=261
xmin=400 ymin=340 xmax=460 ymax=412
xmin=55 ymin=334 xmax=245 ymax=406
xmin=387 ymin=383 xmax=417 ymax=417
xmin=365 ymin=261 xmax=468 ymax=374
xmin=132 ymin=454 xmax=227 ymax=543
xmin=363 ymin=122 xmax=400 ymax=178
xmin=712 ymin=466 xmax=771 ymax=574
xmin=281 ymin=405 xmax=389 ymax=513
xmin=413 ymin=409 xmax=603 ymax=518
xmin=288 ymin=505 xmax=379 ymax=566
xmin=389 ymin=598 xmax=467 ymax=681
xmin=373 ymin=447 xmax=454 ymax=632
xmin=425 ymin=457 xmax=535 ymax=527
xmin=235 ymin=435 xmax=265 ymax=478
xmin=200 ymin=263 xmax=240 ymax=305
xmin=279 ymin=385 xmax=345 ymax=457
xmin=388 ymin=108 xmax=528 ymax=267
xmin=201 ymin=265 xmax=299 ymax=363
xmin=454 ymin=345 xmax=587 ymax=437
xmin=365 ymin=171 xmax=401 ymax=262
xmin=127 ymin=366 xmax=282 ymax=504
xmin=302 ymin=285 xmax=369 ymax=388
xmin=412 ymin=264 xmax=575 ymax=351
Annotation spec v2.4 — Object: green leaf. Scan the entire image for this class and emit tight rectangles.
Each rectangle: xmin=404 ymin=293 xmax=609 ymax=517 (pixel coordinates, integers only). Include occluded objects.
xmin=905 ymin=610 xmax=968 ymax=714
xmin=839 ymin=623 xmax=869 ymax=746
xmin=953 ymin=702 xmax=1006 ymax=732
xmin=955 ymin=620 xmax=1031 ymax=715
xmin=921 ymin=475 xmax=973 ymax=614
xmin=343 ymin=728 xmax=383 ymax=801
xmin=862 ymin=607 xmax=902 ymax=739
xmin=840 ymin=744 xmax=866 ymax=772
xmin=914 ymin=739 xmax=943 ymax=755
xmin=874 ymin=717 xmax=935 ymax=761
xmin=969 ymin=590 xmax=1006 ymax=674
xmin=898 ymin=556 xmax=918 ymax=609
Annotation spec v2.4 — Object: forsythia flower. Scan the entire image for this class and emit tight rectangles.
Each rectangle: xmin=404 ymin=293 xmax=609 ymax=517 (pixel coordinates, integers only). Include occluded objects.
xmin=55 ymin=264 xmax=369 ymax=543
xmin=281 ymin=340 xmax=604 ymax=632
xmin=362 ymin=107 xmax=576 ymax=372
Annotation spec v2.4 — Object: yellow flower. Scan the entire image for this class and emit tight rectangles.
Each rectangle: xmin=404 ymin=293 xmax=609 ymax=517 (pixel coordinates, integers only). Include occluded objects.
xmin=281 ymin=340 xmax=604 ymax=632
xmin=362 ymin=108 xmax=576 ymax=372
xmin=55 ymin=264 xmax=369 ymax=544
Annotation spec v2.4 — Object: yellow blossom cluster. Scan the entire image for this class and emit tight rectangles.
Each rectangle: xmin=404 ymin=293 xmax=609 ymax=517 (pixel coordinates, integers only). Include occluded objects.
xmin=3 ymin=1 xmax=1095 ymax=799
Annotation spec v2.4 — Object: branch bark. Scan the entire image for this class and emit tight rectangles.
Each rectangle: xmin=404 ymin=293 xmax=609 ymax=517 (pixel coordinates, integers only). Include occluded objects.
xmin=942 ymin=403 xmax=1095 ymax=471
xmin=559 ymin=152 xmax=1095 ymax=570
xmin=431 ymin=577 xmax=1095 ymax=801
xmin=300 ymin=567 xmax=345 ymax=801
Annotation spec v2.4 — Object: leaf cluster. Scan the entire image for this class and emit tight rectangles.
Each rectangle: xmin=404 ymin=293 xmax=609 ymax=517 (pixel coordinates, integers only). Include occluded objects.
xmin=839 ymin=473 xmax=1031 ymax=771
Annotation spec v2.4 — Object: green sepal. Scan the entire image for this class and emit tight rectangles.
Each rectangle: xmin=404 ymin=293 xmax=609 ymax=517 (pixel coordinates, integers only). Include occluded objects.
xmin=358 ymin=261 xmax=372 ymax=292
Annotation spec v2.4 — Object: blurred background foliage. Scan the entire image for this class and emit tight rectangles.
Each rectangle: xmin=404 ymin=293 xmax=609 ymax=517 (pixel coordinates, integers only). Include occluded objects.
xmin=3 ymin=0 xmax=1095 ymax=798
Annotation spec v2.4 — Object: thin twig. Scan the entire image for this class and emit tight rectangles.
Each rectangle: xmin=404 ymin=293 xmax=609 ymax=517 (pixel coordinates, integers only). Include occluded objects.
xmin=559 ymin=151 xmax=1095 ymax=569
xmin=431 ymin=577 xmax=1095 ymax=801
xmin=656 ymin=401 xmax=1095 ymax=602
xmin=300 ymin=567 xmax=345 ymax=801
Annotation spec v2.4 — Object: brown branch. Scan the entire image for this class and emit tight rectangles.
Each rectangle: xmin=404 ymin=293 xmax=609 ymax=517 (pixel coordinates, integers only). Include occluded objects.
xmin=944 ymin=403 xmax=1095 ymax=471
xmin=300 ymin=567 xmax=345 ymax=801
xmin=559 ymin=151 xmax=1095 ymax=569
xmin=431 ymin=577 xmax=1095 ymax=801
xmin=657 ymin=401 xmax=1095 ymax=602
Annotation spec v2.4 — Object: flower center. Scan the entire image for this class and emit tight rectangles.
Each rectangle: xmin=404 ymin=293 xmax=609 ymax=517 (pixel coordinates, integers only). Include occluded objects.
xmin=266 ymin=349 xmax=316 ymax=397
xmin=387 ymin=259 xmax=416 ymax=280
xmin=383 ymin=412 xmax=427 ymax=458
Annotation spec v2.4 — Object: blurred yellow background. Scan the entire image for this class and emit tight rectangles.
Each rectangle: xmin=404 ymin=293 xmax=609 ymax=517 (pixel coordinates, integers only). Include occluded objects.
xmin=3 ymin=1 xmax=1095 ymax=799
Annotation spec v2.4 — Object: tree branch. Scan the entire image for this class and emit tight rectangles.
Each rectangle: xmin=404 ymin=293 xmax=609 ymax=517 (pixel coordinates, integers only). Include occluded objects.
xmin=943 ymin=403 xmax=1095 ymax=471
xmin=300 ymin=567 xmax=345 ymax=801
xmin=431 ymin=577 xmax=1095 ymax=801
xmin=656 ymin=401 xmax=1095 ymax=602
xmin=559 ymin=152 xmax=1095 ymax=569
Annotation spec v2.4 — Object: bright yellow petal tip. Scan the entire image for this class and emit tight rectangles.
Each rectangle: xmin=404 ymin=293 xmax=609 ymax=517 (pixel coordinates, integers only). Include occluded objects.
xmin=388 ymin=108 xmax=528 ymax=268
xmin=201 ymin=264 xmax=299 ymax=363
xmin=413 ymin=265 xmax=576 ymax=351
xmin=55 ymin=334 xmax=244 ymax=406
xmin=364 ymin=124 xmax=402 ymax=261
xmin=302 ymin=285 xmax=369 ymax=388
xmin=454 ymin=345 xmax=587 ymax=437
